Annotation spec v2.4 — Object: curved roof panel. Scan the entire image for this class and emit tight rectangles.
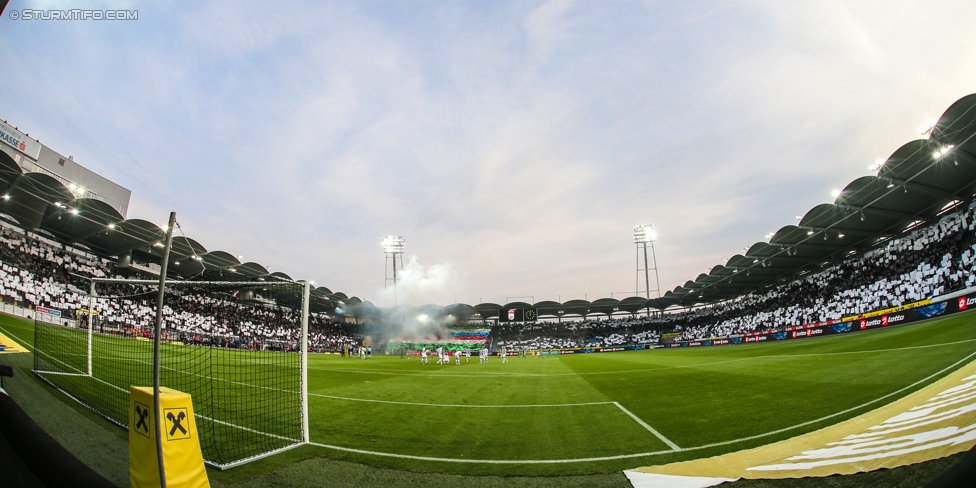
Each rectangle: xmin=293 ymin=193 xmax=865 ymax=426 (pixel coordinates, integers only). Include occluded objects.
xmin=3 ymin=172 xmax=72 ymax=230
xmin=560 ymin=299 xmax=590 ymax=316
xmin=474 ymin=303 xmax=500 ymax=319
xmin=199 ymin=251 xmax=240 ymax=269
xmin=81 ymin=218 xmax=165 ymax=256
xmin=236 ymin=262 xmax=270 ymax=277
xmin=0 ymin=152 xmax=23 ymax=196
xmin=589 ymin=298 xmax=619 ymax=315
xmin=533 ymin=300 xmax=563 ymax=316
xmin=618 ymin=296 xmax=649 ymax=313
xmin=270 ymin=271 xmax=293 ymax=281
xmin=932 ymin=94 xmax=976 ymax=149
xmin=39 ymin=197 xmax=124 ymax=244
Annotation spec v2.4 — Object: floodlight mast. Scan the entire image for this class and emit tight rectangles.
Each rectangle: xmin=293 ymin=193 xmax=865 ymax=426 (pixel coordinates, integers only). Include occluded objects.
xmin=634 ymin=225 xmax=661 ymax=306
xmin=382 ymin=236 xmax=405 ymax=306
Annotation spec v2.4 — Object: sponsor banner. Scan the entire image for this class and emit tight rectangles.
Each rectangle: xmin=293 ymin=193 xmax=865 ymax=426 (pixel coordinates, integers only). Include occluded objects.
xmin=0 ymin=120 xmax=42 ymax=159
xmin=35 ymin=306 xmax=61 ymax=317
xmin=791 ymin=327 xmax=825 ymax=339
xmin=842 ymin=299 xmax=933 ymax=322
xmin=953 ymin=293 xmax=976 ymax=313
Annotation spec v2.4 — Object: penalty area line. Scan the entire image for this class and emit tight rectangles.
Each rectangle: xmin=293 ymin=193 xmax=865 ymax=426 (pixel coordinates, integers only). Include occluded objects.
xmin=305 ymin=350 xmax=976 ymax=465
xmin=309 ymin=392 xmax=613 ymax=408
xmin=306 ymin=441 xmax=676 ymax=464
xmin=613 ymin=402 xmax=680 ymax=451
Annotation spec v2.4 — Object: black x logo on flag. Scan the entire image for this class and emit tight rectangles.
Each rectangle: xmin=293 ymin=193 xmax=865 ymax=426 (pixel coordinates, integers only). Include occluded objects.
xmin=164 ymin=408 xmax=191 ymax=440
xmin=134 ymin=402 xmax=150 ymax=438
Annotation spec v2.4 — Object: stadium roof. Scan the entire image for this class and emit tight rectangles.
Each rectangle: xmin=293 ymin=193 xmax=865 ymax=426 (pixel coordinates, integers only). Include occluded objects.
xmin=2 ymin=94 xmax=973 ymax=320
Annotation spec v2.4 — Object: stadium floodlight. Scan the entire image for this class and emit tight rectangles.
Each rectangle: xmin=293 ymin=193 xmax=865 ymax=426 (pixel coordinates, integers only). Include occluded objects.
xmin=869 ymin=159 xmax=885 ymax=172
xmin=633 ymin=224 xmax=656 ymax=244
xmin=933 ymin=145 xmax=954 ymax=159
xmin=633 ymin=225 xmax=661 ymax=307
xmin=831 ymin=189 xmax=842 ymax=198
xmin=382 ymin=235 xmax=405 ymax=253
xmin=383 ymin=235 xmax=405 ymax=306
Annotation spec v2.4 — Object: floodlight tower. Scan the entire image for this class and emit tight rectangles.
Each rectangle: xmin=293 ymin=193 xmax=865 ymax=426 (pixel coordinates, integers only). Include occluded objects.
xmin=634 ymin=225 xmax=661 ymax=299
xmin=382 ymin=236 xmax=405 ymax=306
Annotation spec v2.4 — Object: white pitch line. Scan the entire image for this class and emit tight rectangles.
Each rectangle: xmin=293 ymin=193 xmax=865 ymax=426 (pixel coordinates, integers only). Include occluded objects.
xmin=40 ymin=366 xmax=299 ymax=444
xmin=22 ymin=320 xmax=976 ymax=464
xmin=306 ymin=440 xmax=677 ymax=464
xmin=300 ymin=349 xmax=976 ymax=465
xmin=0 ymin=323 xmax=34 ymax=351
xmin=310 ymin=392 xmax=613 ymax=408
xmin=304 ymin=338 xmax=976 ymax=378
xmin=613 ymin=402 xmax=680 ymax=451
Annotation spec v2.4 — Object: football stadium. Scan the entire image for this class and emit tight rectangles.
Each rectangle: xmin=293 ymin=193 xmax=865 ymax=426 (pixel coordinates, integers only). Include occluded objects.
xmin=3 ymin=3 xmax=976 ymax=488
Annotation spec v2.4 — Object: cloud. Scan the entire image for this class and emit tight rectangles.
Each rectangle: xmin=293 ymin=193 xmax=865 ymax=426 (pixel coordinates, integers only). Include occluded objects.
xmin=376 ymin=256 xmax=461 ymax=307
xmin=2 ymin=0 xmax=975 ymax=308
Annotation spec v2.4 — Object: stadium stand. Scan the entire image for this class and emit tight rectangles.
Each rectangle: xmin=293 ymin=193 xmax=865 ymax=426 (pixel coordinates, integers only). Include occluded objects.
xmin=0 ymin=221 xmax=358 ymax=352
xmin=494 ymin=203 xmax=976 ymax=349
xmin=0 ymin=198 xmax=974 ymax=355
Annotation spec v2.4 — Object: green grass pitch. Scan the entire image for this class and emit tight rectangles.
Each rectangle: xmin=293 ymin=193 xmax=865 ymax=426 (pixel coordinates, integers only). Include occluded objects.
xmin=2 ymin=311 xmax=976 ymax=476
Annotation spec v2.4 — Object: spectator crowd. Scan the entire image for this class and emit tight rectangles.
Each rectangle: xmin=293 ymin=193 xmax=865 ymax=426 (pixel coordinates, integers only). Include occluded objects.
xmin=2 ymin=202 xmax=976 ymax=354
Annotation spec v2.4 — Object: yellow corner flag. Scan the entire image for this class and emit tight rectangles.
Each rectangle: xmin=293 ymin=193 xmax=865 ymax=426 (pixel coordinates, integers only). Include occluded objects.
xmin=129 ymin=386 xmax=210 ymax=488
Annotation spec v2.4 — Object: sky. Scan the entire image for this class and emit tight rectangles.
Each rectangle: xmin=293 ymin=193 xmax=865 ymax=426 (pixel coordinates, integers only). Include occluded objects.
xmin=1 ymin=0 xmax=974 ymax=308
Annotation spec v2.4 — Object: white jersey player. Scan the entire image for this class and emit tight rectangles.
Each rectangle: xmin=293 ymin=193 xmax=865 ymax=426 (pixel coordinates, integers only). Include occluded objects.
xmin=421 ymin=346 xmax=429 ymax=364
xmin=501 ymin=347 xmax=508 ymax=363
xmin=465 ymin=347 xmax=471 ymax=363
xmin=436 ymin=346 xmax=444 ymax=365
xmin=455 ymin=350 xmax=461 ymax=365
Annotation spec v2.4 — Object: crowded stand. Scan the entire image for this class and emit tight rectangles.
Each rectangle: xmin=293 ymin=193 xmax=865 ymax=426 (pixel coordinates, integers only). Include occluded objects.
xmin=496 ymin=318 xmax=661 ymax=351
xmin=0 ymin=223 xmax=358 ymax=352
xmin=493 ymin=203 xmax=976 ymax=349
xmin=2 ymin=201 xmax=976 ymax=354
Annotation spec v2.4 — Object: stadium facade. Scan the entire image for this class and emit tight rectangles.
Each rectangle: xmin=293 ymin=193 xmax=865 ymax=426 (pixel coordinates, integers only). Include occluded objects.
xmin=0 ymin=118 xmax=131 ymax=216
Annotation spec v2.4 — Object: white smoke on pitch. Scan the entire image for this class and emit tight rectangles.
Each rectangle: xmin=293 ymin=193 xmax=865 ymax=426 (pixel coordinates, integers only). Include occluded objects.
xmin=378 ymin=256 xmax=459 ymax=305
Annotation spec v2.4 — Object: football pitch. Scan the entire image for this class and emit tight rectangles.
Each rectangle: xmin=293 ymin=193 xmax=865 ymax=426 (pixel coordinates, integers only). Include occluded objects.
xmin=2 ymin=311 xmax=976 ymax=476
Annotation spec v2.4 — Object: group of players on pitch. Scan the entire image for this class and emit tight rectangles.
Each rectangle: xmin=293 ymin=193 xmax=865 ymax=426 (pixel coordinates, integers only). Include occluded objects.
xmin=419 ymin=346 xmax=526 ymax=365
xmin=419 ymin=345 xmax=494 ymax=365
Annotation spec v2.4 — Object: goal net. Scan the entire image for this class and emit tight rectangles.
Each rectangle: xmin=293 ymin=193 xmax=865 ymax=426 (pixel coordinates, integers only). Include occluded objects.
xmin=32 ymin=278 xmax=310 ymax=469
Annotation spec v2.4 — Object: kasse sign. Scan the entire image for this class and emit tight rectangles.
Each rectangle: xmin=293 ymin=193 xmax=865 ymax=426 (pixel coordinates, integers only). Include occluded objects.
xmin=0 ymin=120 xmax=42 ymax=160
